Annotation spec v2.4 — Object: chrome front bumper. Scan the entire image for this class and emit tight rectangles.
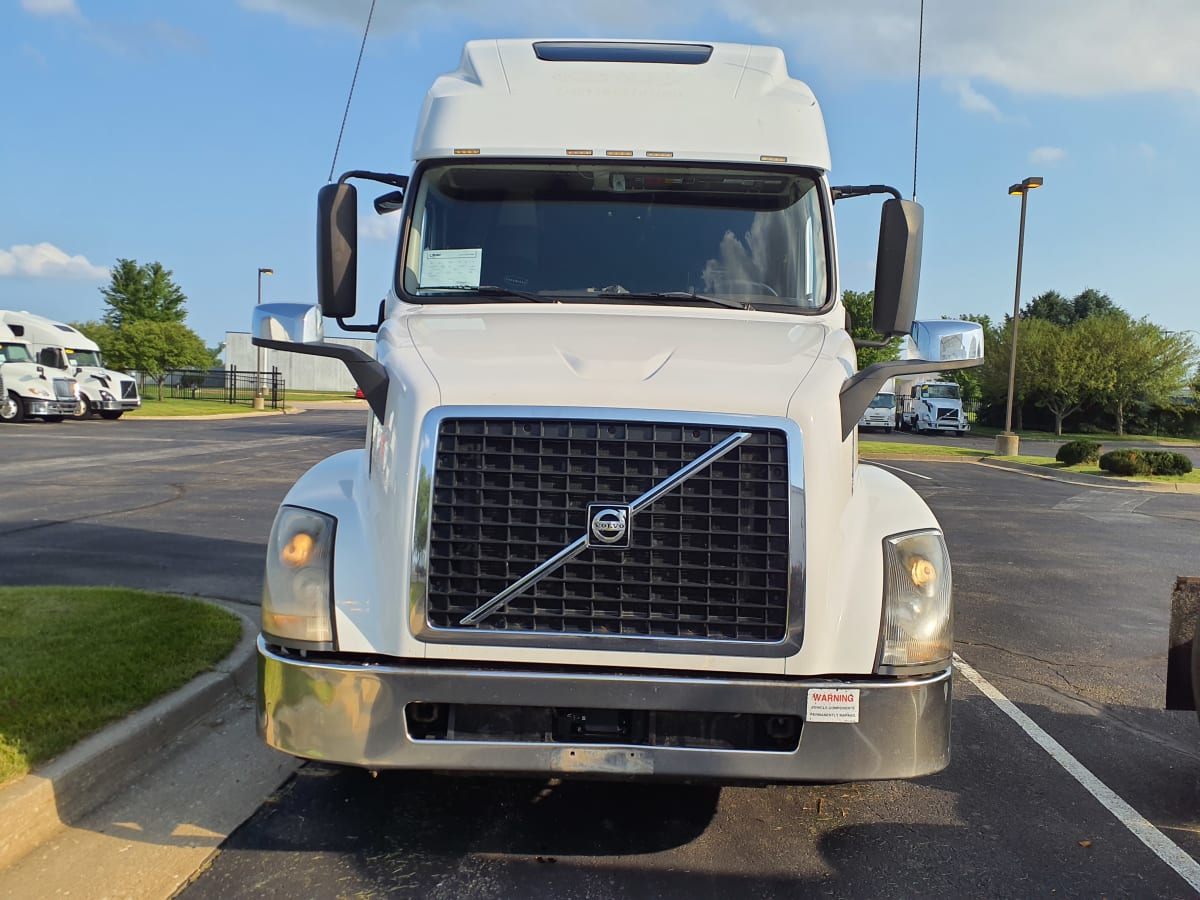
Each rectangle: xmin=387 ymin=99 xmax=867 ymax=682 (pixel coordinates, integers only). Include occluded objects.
xmin=258 ymin=638 xmax=951 ymax=782
xmin=26 ymin=399 xmax=78 ymax=416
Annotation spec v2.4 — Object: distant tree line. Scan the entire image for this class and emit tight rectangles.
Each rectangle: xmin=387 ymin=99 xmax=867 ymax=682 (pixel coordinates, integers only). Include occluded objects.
xmin=72 ymin=259 xmax=221 ymax=400
xmin=849 ymin=287 xmax=1200 ymax=437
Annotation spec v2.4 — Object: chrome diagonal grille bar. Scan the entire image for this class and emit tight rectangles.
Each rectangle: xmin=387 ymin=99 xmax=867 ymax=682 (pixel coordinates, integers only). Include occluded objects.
xmin=458 ymin=430 xmax=753 ymax=626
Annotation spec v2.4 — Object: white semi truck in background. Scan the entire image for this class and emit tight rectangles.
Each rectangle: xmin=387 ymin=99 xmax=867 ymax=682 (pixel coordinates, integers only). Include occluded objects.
xmin=0 ymin=310 xmax=80 ymax=423
xmin=1 ymin=311 xmax=141 ymax=420
xmin=894 ymin=322 xmax=976 ymax=435
xmin=857 ymin=380 xmax=896 ymax=433
xmin=250 ymin=39 xmax=983 ymax=783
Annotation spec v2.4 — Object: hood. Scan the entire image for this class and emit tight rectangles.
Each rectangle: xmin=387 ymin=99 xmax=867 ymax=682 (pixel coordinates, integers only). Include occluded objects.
xmin=401 ymin=305 xmax=829 ymax=418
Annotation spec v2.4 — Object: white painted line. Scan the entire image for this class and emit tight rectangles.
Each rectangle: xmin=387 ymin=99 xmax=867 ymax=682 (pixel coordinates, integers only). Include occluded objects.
xmin=953 ymin=653 xmax=1200 ymax=891
xmin=865 ymin=461 xmax=932 ymax=480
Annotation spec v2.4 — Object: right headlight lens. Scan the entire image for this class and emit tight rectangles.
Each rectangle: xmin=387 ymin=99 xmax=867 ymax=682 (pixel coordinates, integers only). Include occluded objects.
xmin=879 ymin=530 xmax=952 ymax=670
xmin=262 ymin=506 xmax=335 ymax=645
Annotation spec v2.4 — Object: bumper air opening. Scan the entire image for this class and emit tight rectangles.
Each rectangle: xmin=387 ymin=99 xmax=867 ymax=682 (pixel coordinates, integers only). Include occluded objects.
xmin=405 ymin=702 xmax=801 ymax=752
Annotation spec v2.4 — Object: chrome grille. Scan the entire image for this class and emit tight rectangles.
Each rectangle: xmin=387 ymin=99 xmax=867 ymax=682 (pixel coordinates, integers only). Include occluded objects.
xmin=52 ymin=378 xmax=76 ymax=400
xmin=121 ymin=380 xmax=138 ymax=399
xmin=426 ymin=417 xmax=791 ymax=642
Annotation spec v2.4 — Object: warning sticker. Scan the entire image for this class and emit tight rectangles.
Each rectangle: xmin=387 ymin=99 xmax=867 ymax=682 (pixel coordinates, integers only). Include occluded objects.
xmin=806 ymin=688 xmax=861 ymax=723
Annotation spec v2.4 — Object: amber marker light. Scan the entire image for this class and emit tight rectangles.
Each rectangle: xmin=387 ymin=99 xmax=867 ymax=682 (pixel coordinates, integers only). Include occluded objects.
xmin=565 ymin=149 xmax=594 ymax=156
xmin=453 ymin=148 xmax=481 ymax=155
xmin=760 ymin=155 xmax=787 ymax=163
xmin=282 ymin=532 xmax=316 ymax=567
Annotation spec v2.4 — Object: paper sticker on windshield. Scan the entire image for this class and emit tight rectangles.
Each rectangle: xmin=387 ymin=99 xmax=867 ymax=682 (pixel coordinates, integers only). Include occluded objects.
xmin=806 ymin=688 xmax=860 ymax=723
xmin=421 ymin=248 xmax=482 ymax=288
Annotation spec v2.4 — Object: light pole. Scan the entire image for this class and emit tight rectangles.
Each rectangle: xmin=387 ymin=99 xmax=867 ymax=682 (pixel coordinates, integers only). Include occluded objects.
xmin=995 ymin=177 xmax=1043 ymax=457
xmin=255 ymin=267 xmax=273 ymax=410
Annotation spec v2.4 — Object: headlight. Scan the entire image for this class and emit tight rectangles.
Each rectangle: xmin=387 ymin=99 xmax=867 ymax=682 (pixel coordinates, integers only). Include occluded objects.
xmin=99 ymin=390 xmax=114 ymax=401
xmin=878 ymin=530 xmax=952 ymax=671
xmin=262 ymin=506 xmax=335 ymax=645
xmin=28 ymin=386 xmax=49 ymax=398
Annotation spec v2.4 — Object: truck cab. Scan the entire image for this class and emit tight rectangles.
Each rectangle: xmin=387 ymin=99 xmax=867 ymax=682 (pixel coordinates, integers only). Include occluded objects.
xmin=0 ymin=313 xmax=79 ymax=423
xmin=858 ymin=389 xmax=896 ymax=433
xmin=0 ymin=311 xmax=141 ymax=420
xmin=250 ymin=39 xmax=983 ymax=783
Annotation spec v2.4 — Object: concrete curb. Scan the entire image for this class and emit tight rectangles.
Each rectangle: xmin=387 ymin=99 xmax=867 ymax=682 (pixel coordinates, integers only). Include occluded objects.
xmin=0 ymin=597 xmax=258 ymax=873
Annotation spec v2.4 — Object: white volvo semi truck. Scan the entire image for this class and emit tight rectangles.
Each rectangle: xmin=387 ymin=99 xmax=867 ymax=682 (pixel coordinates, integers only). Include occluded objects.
xmin=0 ymin=311 xmax=140 ymax=419
xmin=251 ymin=39 xmax=983 ymax=782
xmin=0 ymin=310 xmax=80 ymax=423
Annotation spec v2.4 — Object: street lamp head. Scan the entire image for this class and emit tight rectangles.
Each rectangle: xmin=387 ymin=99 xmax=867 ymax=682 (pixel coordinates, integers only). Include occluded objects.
xmin=259 ymin=267 xmax=274 ymax=276
xmin=1008 ymin=176 xmax=1044 ymax=196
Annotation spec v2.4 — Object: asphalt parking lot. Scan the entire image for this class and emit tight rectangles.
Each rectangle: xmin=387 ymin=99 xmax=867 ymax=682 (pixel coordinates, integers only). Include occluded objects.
xmin=3 ymin=410 xmax=1200 ymax=898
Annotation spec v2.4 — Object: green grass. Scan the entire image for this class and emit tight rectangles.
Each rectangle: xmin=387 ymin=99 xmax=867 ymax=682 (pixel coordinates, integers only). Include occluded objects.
xmin=0 ymin=587 xmax=241 ymax=787
xmin=1000 ymin=455 xmax=1200 ymax=484
xmin=125 ymin=398 xmax=268 ymax=417
xmin=968 ymin=423 xmax=1199 ymax=446
xmin=859 ymin=441 xmax=990 ymax=460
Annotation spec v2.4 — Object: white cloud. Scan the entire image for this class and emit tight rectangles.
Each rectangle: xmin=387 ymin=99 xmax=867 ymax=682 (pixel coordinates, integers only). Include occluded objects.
xmin=950 ymin=80 xmax=1007 ymax=121
xmin=21 ymin=0 xmax=81 ymax=18
xmin=1029 ymin=146 xmax=1066 ymax=164
xmin=358 ymin=211 xmax=402 ymax=242
xmin=0 ymin=243 xmax=110 ymax=280
xmin=241 ymin=1 xmax=1200 ymax=98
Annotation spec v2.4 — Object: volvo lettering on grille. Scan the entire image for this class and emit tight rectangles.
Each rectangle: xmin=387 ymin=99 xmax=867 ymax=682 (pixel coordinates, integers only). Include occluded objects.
xmin=588 ymin=504 xmax=631 ymax=548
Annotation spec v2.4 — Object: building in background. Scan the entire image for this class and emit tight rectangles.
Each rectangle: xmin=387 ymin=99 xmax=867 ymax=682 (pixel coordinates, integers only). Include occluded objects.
xmin=224 ymin=331 xmax=375 ymax=393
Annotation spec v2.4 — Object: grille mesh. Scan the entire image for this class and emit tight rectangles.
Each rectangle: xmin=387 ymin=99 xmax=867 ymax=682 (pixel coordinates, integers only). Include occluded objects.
xmin=426 ymin=418 xmax=791 ymax=642
xmin=121 ymin=380 xmax=138 ymax=399
xmin=52 ymin=378 xmax=76 ymax=400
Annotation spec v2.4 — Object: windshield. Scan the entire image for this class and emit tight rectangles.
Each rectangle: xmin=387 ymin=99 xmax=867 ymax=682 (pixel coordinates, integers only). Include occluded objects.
xmin=401 ymin=161 xmax=829 ymax=310
xmin=868 ymin=393 xmax=895 ymax=409
xmin=65 ymin=348 xmax=102 ymax=367
xmin=922 ymin=385 xmax=960 ymax=400
xmin=0 ymin=342 xmax=33 ymax=364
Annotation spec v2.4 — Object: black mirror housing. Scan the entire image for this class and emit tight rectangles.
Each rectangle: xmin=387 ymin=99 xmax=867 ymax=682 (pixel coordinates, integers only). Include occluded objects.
xmin=317 ymin=182 xmax=358 ymax=320
xmin=872 ymin=198 xmax=923 ymax=336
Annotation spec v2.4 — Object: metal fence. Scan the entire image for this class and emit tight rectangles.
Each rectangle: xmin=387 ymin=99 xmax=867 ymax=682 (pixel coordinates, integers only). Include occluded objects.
xmin=141 ymin=367 xmax=286 ymax=409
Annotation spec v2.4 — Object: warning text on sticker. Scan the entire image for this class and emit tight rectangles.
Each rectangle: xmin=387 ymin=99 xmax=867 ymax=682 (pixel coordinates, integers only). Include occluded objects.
xmin=806 ymin=687 xmax=861 ymax=724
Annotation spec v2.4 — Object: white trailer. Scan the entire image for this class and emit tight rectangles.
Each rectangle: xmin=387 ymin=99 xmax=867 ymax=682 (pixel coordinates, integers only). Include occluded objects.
xmin=249 ymin=39 xmax=983 ymax=782
xmin=1 ymin=311 xmax=141 ymax=419
xmin=0 ymin=312 xmax=79 ymax=423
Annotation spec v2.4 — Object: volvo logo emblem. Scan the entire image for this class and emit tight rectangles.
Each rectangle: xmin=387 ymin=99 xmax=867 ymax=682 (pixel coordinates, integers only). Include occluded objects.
xmin=588 ymin=503 xmax=631 ymax=549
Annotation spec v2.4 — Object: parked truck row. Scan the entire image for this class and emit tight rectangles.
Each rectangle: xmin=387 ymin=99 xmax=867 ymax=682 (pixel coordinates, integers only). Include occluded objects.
xmin=0 ymin=310 xmax=139 ymax=424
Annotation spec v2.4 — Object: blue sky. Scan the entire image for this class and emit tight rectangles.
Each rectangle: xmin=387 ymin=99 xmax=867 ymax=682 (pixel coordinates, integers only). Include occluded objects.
xmin=3 ymin=0 xmax=1199 ymax=348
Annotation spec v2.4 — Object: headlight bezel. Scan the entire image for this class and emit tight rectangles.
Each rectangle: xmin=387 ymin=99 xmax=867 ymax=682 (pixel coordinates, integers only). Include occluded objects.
xmin=262 ymin=504 xmax=337 ymax=650
xmin=875 ymin=529 xmax=953 ymax=675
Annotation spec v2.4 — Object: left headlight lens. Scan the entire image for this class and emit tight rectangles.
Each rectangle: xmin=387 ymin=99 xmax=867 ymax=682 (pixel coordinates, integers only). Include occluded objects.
xmin=262 ymin=506 xmax=335 ymax=645
xmin=878 ymin=530 xmax=952 ymax=671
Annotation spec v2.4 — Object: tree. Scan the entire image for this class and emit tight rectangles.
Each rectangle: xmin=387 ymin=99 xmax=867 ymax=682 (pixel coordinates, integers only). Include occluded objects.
xmin=1072 ymin=287 xmax=1123 ymax=322
xmin=842 ymin=289 xmax=902 ymax=370
xmin=107 ymin=320 xmax=213 ymax=400
xmin=100 ymin=259 xmax=189 ymax=327
xmin=1020 ymin=318 xmax=1095 ymax=436
xmin=1080 ymin=316 xmax=1197 ymax=435
xmin=1021 ymin=290 xmax=1074 ymax=326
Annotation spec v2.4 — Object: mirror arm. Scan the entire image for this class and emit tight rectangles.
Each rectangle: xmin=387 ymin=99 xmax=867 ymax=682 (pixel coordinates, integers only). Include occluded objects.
xmin=252 ymin=337 xmax=389 ymax=421
xmin=840 ymin=357 xmax=982 ymax=440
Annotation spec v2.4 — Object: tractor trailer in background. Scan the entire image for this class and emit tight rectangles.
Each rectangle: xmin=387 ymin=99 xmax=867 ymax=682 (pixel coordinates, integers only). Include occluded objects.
xmin=249 ymin=39 xmax=984 ymax=783
xmin=894 ymin=321 xmax=978 ymax=435
xmin=0 ymin=310 xmax=80 ymax=423
xmin=0 ymin=311 xmax=140 ymax=419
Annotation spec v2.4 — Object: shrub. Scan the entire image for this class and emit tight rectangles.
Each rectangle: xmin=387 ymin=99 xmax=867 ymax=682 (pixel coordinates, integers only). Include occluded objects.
xmin=1056 ymin=440 xmax=1102 ymax=466
xmin=1099 ymin=449 xmax=1193 ymax=477
xmin=1099 ymin=450 xmax=1150 ymax=476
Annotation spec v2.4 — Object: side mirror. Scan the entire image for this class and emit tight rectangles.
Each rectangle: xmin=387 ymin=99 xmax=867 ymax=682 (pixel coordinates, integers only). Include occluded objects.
xmin=909 ymin=319 xmax=985 ymax=363
xmin=317 ymin=182 xmax=358 ymax=320
xmin=872 ymin=198 xmax=923 ymax=336
xmin=253 ymin=303 xmax=325 ymax=345
xmin=373 ymin=190 xmax=405 ymax=215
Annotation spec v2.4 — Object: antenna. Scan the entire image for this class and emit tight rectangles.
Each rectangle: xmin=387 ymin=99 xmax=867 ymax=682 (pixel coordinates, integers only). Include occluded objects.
xmin=912 ymin=0 xmax=925 ymax=201
xmin=328 ymin=0 xmax=378 ymax=182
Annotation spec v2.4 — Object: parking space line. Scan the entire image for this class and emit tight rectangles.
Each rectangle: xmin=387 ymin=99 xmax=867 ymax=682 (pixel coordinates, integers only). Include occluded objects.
xmin=953 ymin=653 xmax=1200 ymax=891
xmin=864 ymin=461 xmax=932 ymax=480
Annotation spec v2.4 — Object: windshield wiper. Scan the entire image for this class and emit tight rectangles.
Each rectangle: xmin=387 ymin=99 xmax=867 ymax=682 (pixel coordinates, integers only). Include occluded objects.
xmin=431 ymin=285 xmax=557 ymax=303
xmin=617 ymin=291 xmax=756 ymax=311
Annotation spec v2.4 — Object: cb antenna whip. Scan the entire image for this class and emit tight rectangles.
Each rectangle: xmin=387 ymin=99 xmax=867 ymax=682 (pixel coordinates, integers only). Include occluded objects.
xmin=328 ymin=0 xmax=378 ymax=182
xmin=912 ymin=0 xmax=924 ymax=201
